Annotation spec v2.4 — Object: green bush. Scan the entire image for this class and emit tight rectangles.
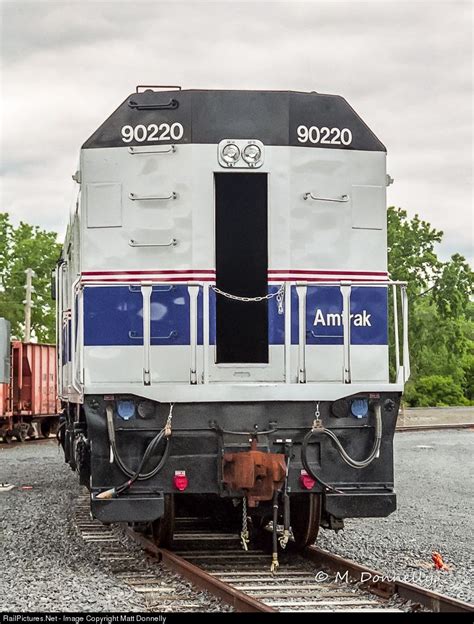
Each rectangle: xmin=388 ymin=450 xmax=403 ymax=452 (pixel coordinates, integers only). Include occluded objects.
xmin=404 ymin=375 xmax=470 ymax=407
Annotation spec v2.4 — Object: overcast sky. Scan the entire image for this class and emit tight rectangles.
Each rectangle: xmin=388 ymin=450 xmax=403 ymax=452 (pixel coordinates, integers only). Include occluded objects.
xmin=1 ymin=0 xmax=472 ymax=262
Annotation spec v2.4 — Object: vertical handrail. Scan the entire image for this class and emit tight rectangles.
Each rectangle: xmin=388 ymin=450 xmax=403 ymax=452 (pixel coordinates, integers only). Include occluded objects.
xmin=296 ymin=284 xmax=307 ymax=383
xmin=141 ymin=284 xmax=152 ymax=386
xmin=188 ymin=285 xmax=199 ymax=384
xmin=401 ymin=285 xmax=410 ymax=381
xmin=340 ymin=283 xmax=352 ymax=383
xmin=203 ymin=283 xmax=210 ymax=384
xmin=392 ymin=284 xmax=400 ymax=381
xmin=284 ymin=281 xmax=292 ymax=383
xmin=77 ymin=287 xmax=84 ymax=385
xmin=56 ymin=265 xmax=63 ymax=398
xmin=70 ymin=277 xmax=82 ymax=394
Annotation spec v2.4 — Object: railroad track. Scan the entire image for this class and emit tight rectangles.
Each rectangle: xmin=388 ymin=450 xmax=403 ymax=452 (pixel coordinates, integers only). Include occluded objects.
xmin=395 ymin=422 xmax=473 ymax=432
xmin=75 ymin=494 xmax=473 ymax=613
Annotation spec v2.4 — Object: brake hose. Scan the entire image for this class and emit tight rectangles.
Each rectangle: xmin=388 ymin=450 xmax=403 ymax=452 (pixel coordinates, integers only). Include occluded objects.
xmin=97 ymin=404 xmax=172 ymax=498
xmin=301 ymin=403 xmax=383 ymax=492
xmin=303 ymin=402 xmax=382 ymax=472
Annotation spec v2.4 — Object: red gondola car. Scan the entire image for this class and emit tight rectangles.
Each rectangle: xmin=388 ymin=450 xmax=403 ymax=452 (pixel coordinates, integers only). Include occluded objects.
xmin=0 ymin=339 xmax=60 ymax=443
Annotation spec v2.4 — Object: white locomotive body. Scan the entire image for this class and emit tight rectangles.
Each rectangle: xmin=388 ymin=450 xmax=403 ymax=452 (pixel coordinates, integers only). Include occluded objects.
xmin=58 ymin=89 xmax=409 ymax=546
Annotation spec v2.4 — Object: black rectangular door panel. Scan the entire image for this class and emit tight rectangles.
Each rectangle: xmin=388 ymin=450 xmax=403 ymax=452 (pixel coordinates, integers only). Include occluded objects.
xmin=215 ymin=173 xmax=268 ymax=364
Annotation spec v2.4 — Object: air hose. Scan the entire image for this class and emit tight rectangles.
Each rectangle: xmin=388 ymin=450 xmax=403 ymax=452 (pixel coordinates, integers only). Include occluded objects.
xmin=301 ymin=402 xmax=383 ymax=492
xmin=319 ymin=402 xmax=382 ymax=469
xmin=96 ymin=404 xmax=173 ymax=499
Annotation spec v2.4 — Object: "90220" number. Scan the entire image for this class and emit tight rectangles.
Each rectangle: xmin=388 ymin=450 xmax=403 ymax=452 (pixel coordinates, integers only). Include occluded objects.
xmin=121 ymin=122 xmax=184 ymax=143
xmin=297 ymin=125 xmax=352 ymax=146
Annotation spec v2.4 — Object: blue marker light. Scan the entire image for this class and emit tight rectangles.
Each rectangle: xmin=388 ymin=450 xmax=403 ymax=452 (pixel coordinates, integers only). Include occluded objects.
xmin=117 ymin=400 xmax=135 ymax=420
xmin=351 ymin=398 xmax=369 ymax=419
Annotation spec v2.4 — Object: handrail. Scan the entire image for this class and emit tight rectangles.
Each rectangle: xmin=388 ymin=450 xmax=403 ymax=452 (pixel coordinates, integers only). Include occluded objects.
xmin=129 ymin=192 xmax=177 ymax=201
xmin=128 ymin=145 xmax=176 ymax=155
xmin=203 ymin=283 xmax=210 ymax=384
xmin=296 ymin=285 xmax=307 ymax=383
xmin=129 ymin=238 xmax=178 ymax=248
xmin=303 ymin=192 xmax=349 ymax=203
xmin=401 ymin=285 xmax=410 ymax=382
xmin=284 ymin=281 xmax=292 ymax=383
xmin=141 ymin=284 xmax=152 ymax=385
xmin=393 ymin=284 xmax=400 ymax=375
xmin=188 ymin=285 xmax=199 ymax=384
xmin=78 ymin=278 xmax=409 ymax=388
xmin=340 ymin=283 xmax=352 ymax=383
xmin=70 ymin=277 xmax=83 ymax=395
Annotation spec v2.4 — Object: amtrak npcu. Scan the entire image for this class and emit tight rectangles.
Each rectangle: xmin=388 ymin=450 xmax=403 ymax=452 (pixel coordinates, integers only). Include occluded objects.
xmin=57 ymin=87 xmax=409 ymax=568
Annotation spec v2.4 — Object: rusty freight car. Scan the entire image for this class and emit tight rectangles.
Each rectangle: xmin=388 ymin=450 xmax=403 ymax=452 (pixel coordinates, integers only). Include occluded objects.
xmin=0 ymin=318 xmax=60 ymax=443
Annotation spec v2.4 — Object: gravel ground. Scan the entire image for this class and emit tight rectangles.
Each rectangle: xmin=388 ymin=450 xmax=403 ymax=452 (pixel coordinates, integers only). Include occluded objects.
xmin=318 ymin=430 xmax=474 ymax=603
xmin=0 ymin=440 xmax=228 ymax=612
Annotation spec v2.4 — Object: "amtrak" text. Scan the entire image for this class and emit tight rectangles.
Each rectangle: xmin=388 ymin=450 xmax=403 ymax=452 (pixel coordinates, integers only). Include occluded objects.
xmin=313 ymin=310 xmax=372 ymax=327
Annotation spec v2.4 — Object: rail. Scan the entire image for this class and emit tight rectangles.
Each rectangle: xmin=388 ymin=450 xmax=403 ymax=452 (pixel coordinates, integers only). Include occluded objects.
xmin=75 ymin=278 xmax=409 ymax=390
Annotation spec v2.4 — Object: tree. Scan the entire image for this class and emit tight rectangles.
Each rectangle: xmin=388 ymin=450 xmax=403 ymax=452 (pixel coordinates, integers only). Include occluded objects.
xmin=0 ymin=213 xmax=61 ymax=343
xmin=387 ymin=207 xmax=443 ymax=296
xmin=387 ymin=207 xmax=474 ymax=406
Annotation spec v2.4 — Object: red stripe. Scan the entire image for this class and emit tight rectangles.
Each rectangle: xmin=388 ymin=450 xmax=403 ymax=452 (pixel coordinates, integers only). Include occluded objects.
xmin=82 ymin=269 xmax=387 ymax=278
xmin=270 ymin=277 xmax=384 ymax=283
xmin=82 ymin=277 xmax=216 ymax=283
xmin=268 ymin=269 xmax=387 ymax=276
xmin=82 ymin=269 xmax=215 ymax=276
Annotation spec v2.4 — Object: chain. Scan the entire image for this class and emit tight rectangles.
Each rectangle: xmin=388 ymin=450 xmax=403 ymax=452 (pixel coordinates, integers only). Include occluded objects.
xmin=211 ymin=283 xmax=285 ymax=306
xmin=279 ymin=529 xmax=290 ymax=549
xmin=164 ymin=403 xmax=174 ymax=437
xmin=312 ymin=401 xmax=323 ymax=430
xmin=276 ymin=289 xmax=284 ymax=315
xmin=240 ymin=497 xmax=250 ymax=551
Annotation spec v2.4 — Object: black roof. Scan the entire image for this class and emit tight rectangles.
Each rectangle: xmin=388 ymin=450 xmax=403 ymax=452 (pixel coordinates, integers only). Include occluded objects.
xmin=82 ymin=89 xmax=386 ymax=152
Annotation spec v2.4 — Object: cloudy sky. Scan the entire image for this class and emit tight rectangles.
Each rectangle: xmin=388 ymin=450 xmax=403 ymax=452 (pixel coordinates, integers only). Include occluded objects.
xmin=1 ymin=0 xmax=472 ymax=262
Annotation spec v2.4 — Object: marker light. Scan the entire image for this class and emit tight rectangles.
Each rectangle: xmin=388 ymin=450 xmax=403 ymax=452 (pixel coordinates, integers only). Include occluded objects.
xmin=117 ymin=400 xmax=135 ymax=420
xmin=299 ymin=469 xmax=316 ymax=490
xmin=351 ymin=398 xmax=369 ymax=419
xmin=242 ymin=143 xmax=262 ymax=165
xmin=221 ymin=143 xmax=240 ymax=165
xmin=173 ymin=470 xmax=189 ymax=491
xmin=137 ymin=400 xmax=155 ymax=419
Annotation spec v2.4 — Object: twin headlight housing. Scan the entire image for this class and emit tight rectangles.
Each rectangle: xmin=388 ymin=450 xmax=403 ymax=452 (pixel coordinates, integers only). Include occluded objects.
xmin=218 ymin=139 xmax=264 ymax=168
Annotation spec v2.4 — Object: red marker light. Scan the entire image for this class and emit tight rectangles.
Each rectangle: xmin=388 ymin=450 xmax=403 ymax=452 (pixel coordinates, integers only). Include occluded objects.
xmin=173 ymin=470 xmax=189 ymax=491
xmin=299 ymin=470 xmax=316 ymax=490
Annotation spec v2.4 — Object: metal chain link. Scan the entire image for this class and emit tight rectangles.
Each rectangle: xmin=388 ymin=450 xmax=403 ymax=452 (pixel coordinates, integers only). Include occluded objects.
xmin=312 ymin=401 xmax=323 ymax=430
xmin=164 ymin=403 xmax=174 ymax=437
xmin=240 ymin=497 xmax=249 ymax=551
xmin=211 ymin=283 xmax=285 ymax=305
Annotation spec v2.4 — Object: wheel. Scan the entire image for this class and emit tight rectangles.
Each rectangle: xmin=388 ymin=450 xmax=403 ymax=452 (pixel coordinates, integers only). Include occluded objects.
xmin=3 ymin=432 xmax=13 ymax=444
xmin=291 ymin=493 xmax=321 ymax=549
xmin=40 ymin=419 xmax=52 ymax=438
xmin=151 ymin=494 xmax=175 ymax=547
xmin=14 ymin=427 xmax=28 ymax=443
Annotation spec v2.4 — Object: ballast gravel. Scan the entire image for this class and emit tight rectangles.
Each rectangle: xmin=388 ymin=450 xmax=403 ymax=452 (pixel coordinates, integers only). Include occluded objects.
xmin=318 ymin=429 xmax=473 ymax=604
xmin=0 ymin=440 xmax=228 ymax=612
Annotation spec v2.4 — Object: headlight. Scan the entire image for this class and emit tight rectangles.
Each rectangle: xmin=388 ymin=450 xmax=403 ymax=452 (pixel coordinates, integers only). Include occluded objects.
xmin=221 ymin=143 xmax=240 ymax=165
xmin=242 ymin=143 xmax=262 ymax=165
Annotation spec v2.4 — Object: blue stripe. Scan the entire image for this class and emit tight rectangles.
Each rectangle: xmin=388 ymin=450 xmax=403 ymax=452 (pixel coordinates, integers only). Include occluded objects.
xmin=82 ymin=285 xmax=387 ymax=347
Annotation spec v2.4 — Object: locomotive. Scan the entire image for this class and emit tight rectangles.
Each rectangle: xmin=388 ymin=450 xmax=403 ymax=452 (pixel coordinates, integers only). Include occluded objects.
xmin=57 ymin=87 xmax=409 ymax=563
